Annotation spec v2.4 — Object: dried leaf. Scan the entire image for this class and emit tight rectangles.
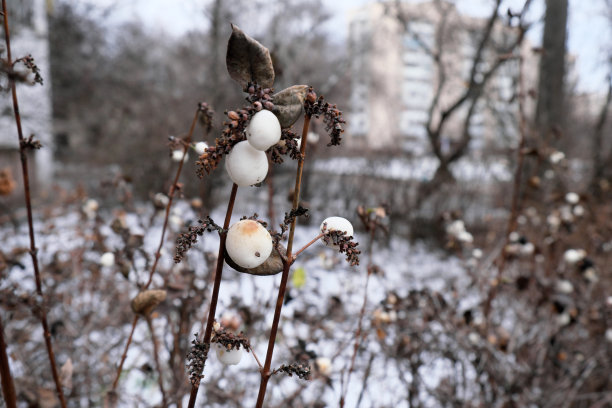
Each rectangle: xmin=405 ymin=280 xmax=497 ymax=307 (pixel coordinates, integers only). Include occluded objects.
xmin=226 ymin=24 xmax=275 ymax=90
xmin=60 ymin=358 xmax=73 ymax=390
xmin=225 ymin=244 xmax=285 ymax=276
xmin=272 ymin=85 xmax=308 ymax=128
xmin=131 ymin=289 xmax=167 ymax=316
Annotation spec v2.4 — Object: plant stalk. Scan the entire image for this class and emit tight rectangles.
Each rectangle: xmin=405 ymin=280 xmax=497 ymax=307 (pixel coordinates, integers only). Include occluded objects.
xmin=2 ymin=2 xmax=67 ymax=406
xmin=112 ymin=109 xmax=200 ymax=393
xmin=255 ymin=114 xmax=311 ymax=408
xmin=187 ymin=182 xmax=238 ymax=408
xmin=0 ymin=318 xmax=17 ymax=408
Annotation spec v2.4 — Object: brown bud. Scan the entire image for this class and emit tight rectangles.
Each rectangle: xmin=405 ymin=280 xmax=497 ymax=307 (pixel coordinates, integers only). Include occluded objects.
xmin=131 ymin=290 xmax=167 ymax=316
xmin=263 ymin=101 xmax=275 ymax=111
xmin=253 ymin=101 xmax=263 ymax=111
xmin=306 ymin=91 xmax=317 ymax=103
xmin=228 ymin=111 xmax=240 ymax=120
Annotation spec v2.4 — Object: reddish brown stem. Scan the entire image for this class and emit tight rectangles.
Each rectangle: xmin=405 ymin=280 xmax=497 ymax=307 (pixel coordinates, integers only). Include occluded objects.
xmin=255 ymin=115 xmax=311 ymax=408
xmin=340 ymin=227 xmax=375 ymax=407
xmin=187 ymin=183 xmax=238 ymax=408
xmin=292 ymin=232 xmax=325 ymax=261
xmin=484 ymin=54 xmax=527 ymax=319
xmin=2 ymin=2 xmax=67 ymax=406
xmin=112 ymin=109 xmax=200 ymax=393
xmin=0 ymin=318 xmax=17 ymax=408
xmin=146 ymin=317 xmax=168 ymax=407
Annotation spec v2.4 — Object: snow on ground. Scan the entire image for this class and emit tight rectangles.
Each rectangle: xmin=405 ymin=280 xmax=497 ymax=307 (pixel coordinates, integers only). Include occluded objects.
xmin=1 ymin=195 xmax=468 ymax=407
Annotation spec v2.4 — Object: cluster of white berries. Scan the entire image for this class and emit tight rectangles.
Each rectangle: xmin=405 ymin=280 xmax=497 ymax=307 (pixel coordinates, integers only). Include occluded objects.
xmin=505 ymin=232 xmax=535 ymax=256
xmin=225 ymin=110 xmax=281 ymax=186
xmin=446 ymin=220 xmax=473 ymax=244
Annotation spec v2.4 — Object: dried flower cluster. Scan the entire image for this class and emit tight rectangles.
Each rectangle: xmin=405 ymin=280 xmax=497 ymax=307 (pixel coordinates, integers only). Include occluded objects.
xmin=322 ymin=229 xmax=361 ymax=266
xmin=273 ymin=207 xmax=310 ymax=244
xmin=174 ymin=216 xmax=222 ymax=263
xmin=303 ymin=87 xmax=345 ymax=146
xmin=269 ymin=129 xmax=301 ymax=164
xmin=187 ymin=335 xmax=210 ymax=386
xmin=272 ymin=362 xmax=312 ymax=380
xmin=211 ymin=327 xmax=251 ymax=352
xmin=15 ymin=54 xmax=43 ymax=85
xmin=20 ymin=134 xmax=42 ymax=150
xmin=198 ymin=102 xmax=214 ymax=133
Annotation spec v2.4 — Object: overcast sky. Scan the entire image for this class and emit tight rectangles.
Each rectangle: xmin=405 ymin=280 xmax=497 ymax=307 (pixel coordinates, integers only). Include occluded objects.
xmin=84 ymin=0 xmax=610 ymax=94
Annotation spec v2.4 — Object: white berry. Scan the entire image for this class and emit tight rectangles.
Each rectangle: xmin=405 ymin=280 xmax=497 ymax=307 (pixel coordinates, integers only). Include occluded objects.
xmin=100 ymin=252 xmax=115 ymax=267
xmin=194 ymin=141 xmax=208 ymax=155
xmin=225 ymin=141 xmax=269 ymax=186
xmin=320 ymin=217 xmax=354 ymax=248
xmin=172 ymin=149 xmax=188 ymax=162
xmin=226 ymin=219 xmax=273 ymax=269
xmin=246 ymin=110 xmax=281 ymax=151
xmin=214 ymin=343 xmax=243 ymax=365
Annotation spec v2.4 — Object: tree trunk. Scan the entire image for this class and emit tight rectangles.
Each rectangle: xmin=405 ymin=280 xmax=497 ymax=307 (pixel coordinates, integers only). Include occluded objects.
xmin=535 ymin=0 xmax=568 ymax=143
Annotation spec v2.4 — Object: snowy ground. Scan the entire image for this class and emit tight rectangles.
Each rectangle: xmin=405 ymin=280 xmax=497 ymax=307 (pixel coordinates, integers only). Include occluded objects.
xmin=1 ymin=193 xmax=472 ymax=407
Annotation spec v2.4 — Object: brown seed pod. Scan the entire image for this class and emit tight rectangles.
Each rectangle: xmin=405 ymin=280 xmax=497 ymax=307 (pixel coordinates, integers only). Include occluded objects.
xmin=224 ymin=244 xmax=286 ymax=276
xmin=131 ymin=289 xmax=167 ymax=316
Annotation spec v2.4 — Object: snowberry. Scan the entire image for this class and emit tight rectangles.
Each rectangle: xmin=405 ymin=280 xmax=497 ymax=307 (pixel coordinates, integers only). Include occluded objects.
xmin=246 ymin=110 xmax=281 ymax=151
xmin=172 ymin=149 xmax=188 ymax=162
xmin=315 ymin=357 xmax=332 ymax=376
xmin=194 ymin=141 xmax=208 ymax=155
xmin=214 ymin=343 xmax=243 ymax=365
xmin=457 ymin=230 xmax=474 ymax=244
xmin=565 ymin=192 xmax=579 ymax=205
xmin=153 ymin=192 xmax=169 ymax=209
xmin=320 ymin=216 xmax=353 ymax=248
xmin=549 ymin=150 xmax=565 ymax=164
xmin=307 ymin=131 xmax=320 ymax=145
xmin=556 ymin=280 xmax=574 ymax=294
xmin=100 ymin=252 xmax=115 ymax=267
xmin=226 ymin=219 xmax=273 ymax=269
xmin=225 ymin=141 xmax=269 ymax=186
xmin=606 ymin=329 xmax=612 ymax=343
xmin=82 ymin=198 xmax=99 ymax=220
xmin=563 ymin=248 xmax=586 ymax=265
xmin=446 ymin=220 xmax=465 ymax=237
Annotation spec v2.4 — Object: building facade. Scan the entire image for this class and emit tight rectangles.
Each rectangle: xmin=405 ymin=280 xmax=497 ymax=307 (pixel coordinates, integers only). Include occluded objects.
xmin=347 ymin=1 xmax=534 ymax=155
xmin=1 ymin=0 xmax=53 ymax=189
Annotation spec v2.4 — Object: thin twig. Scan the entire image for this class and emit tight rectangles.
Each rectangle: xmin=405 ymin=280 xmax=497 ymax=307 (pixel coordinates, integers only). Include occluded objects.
xmin=187 ymin=183 xmax=239 ymax=408
xmin=340 ymin=227 xmax=375 ymax=407
xmin=254 ymin=114 xmax=311 ymax=408
xmin=292 ymin=232 xmax=324 ymax=261
xmin=1 ymin=2 xmax=67 ymax=406
xmin=146 ymin=317 xmax=168 ymax=407
xmin=111 ymin=108 xmax=200 ymax=393
xmin=0 ymin=318 xmax=17 ymax=408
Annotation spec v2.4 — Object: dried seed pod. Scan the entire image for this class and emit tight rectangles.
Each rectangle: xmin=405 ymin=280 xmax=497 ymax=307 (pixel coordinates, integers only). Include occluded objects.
xmin=225 ymin=244 xmax=286 ymax=276
xmin=131 ymin=289 xmax=167 ymax=316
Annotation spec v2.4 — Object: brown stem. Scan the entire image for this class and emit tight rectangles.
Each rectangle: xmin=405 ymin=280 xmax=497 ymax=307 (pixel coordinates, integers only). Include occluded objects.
xmin=111 ymin=109 xmax=200 ymax=393
xmin=187 ymin=183 xmax=238 ymax=408
xmin=146 ymin=317 xmax=168 ymax=407
xmin=2 ymin=2 xmax=67 ymax=406
xmin=0 ymin=318 xmax=17 ymax=408
xmin=292 ymin=232 xmax=325 ymax=261
xmin=340 ymin=227 xmax=375 ymax=407
xmin=255 ymin=115 xmax=311 ymax=408
xmin=484 ymin=54 xmax=527 ymax=319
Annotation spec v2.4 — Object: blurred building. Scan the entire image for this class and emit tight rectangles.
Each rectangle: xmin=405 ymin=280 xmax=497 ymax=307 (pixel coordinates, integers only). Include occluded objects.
xmin=347 ymin=0 xmax=535 ymax=155
xmin=0 ymin=0 xmax=53 ymax=190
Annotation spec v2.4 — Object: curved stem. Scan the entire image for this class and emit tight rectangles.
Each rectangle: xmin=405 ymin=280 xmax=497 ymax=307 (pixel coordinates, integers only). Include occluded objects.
xmin=187 ymin=183 xmax=239 ymax=408
xmin=255 ymin=115 xmax=311 ymax=408
xmin=2 ymin=2 xmax=67 ymax=406
xmin=292 ymin=232 xmax=324 ymax=262
xmin=112 ymin=109 xmax=200 ymax=393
